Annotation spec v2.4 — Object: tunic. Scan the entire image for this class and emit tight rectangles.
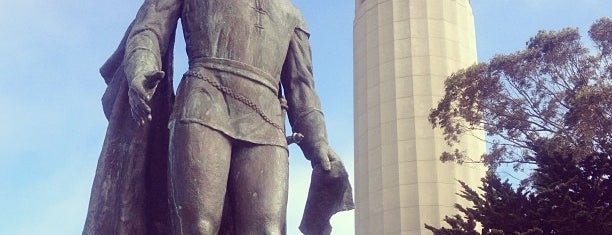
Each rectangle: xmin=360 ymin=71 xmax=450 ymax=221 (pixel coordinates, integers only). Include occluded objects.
xmin=126 ymin=0 xmax=323 ymax=147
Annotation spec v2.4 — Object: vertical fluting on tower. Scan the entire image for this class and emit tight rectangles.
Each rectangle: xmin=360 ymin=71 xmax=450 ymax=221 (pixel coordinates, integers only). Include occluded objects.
xmin=354 ymin=0 xmax=486 ymax=234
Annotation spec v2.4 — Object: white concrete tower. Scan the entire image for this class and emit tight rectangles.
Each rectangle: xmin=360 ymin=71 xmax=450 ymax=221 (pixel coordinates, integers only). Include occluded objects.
xmin=353 ymin=0 xmax=486 ymax=234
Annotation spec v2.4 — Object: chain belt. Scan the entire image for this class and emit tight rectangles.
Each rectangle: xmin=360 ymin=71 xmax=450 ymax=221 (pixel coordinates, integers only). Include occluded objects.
xmin=183 ymin=71 xmax=284 ymax=132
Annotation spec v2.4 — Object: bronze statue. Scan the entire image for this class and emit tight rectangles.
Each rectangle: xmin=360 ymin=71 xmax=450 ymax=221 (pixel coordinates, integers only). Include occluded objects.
xmin=83 ymin=0 xmax=353 ymax=234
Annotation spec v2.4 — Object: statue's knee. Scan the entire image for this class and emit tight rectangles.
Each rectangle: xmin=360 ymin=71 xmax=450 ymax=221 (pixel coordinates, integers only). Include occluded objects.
xmin=182 ymin=218 xmax=219 ymax=235
xmin=260 ymin=222 xmax=284 ymax=235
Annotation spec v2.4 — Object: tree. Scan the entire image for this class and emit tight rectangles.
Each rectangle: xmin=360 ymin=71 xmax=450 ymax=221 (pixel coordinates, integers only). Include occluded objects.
xmin=426 ymin=18 xmax=612 ymax=234
xmin=529 ymin=139 xmax=611 ymax=234
xmin=429 ymin=18 xmax=611 ymax=171
xmin=424 ymin=174 xmax=541 ymax=235
xmin=426 ymin=139 xmax=612 ymax=234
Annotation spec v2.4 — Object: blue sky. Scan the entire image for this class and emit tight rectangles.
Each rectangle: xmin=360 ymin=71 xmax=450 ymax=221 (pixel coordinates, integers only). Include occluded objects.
xmin=0 ymin=0 xmax=609 ymax=234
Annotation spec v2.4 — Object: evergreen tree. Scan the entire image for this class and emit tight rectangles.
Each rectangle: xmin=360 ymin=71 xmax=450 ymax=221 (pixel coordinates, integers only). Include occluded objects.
xmin=425 ymin=174 xmax=541 ymax=235
xmin=529 ymin=139 xmax=611 ymax=234
xmin=426 ymin=141 xmax=612 ymax=234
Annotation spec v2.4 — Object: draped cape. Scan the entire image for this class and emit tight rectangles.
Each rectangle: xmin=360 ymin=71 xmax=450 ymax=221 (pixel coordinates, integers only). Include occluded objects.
xmin=83 ymin=21 xmax=176 ymax=235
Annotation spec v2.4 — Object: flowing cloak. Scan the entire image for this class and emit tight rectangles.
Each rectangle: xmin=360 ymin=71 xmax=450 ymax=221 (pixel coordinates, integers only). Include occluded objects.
xmin=82 ymin=20 xmax=176 ymax=235
xmin=84 ymin=11 xmax=353 ymax=235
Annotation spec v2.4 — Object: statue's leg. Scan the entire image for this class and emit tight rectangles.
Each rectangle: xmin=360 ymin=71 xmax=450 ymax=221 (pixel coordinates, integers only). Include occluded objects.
xmin=168 ymin=122 xmax=232 ymax=235
xmin=228 ymin=143 xmax=289 ymax=235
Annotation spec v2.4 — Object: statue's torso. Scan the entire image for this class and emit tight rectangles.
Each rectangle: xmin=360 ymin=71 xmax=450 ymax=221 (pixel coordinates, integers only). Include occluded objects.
xmin=181 ymin=0 xmax=300 ymax=80
xmin=174 ymin=0 xmax=303 ymax=147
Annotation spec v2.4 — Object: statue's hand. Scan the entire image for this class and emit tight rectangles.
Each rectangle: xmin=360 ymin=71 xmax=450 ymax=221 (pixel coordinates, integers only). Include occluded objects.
xmin=128 ymin=70 xmax=165 ymax=125
xmin=305 ymin=142 xmax=339 ymax=172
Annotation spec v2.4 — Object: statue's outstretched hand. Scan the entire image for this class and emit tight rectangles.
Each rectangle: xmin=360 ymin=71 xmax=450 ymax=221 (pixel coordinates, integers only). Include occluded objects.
xmin=306 ymin=142 xmax=339 ymax=172
xmin=128 ymin=71 xmax=165 ymax=126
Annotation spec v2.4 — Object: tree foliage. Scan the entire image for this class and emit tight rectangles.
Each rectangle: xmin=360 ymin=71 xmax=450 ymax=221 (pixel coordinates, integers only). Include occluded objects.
xmin=529 ymin=139 xmax=612 ymax=234
xmin=425 ymin=139 xmax=612 ymax=234
xmin=427 ymin=18 xmax=612 ymax=234
xmin=429 ymin=18 xmax=611 ymax=171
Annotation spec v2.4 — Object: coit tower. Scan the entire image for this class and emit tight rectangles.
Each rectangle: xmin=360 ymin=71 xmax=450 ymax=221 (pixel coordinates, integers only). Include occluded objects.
xmin=353 ymin=0 xmax=486 ymax=234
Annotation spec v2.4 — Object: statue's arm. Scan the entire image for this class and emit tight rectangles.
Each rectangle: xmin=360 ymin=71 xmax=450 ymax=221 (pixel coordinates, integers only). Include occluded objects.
xmin=281 ymin=26 xmax=338 ymax=171
xmin=124 ymin=0 xmax=183 ymax=124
